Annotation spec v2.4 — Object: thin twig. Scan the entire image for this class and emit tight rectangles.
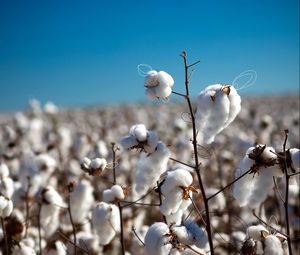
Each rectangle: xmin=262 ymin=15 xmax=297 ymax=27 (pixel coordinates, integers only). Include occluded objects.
xmin=121 ymin=201 xmax=160 ymax=206
xmin=25 ymin=176 xmax=31 ymax=238
xmin=181 ymin=50 xmax=214 ymax=254
xmin=207 ymin=168 xmax=252 ymax=201
xmin=58 ymin=231 xmax=91 ymax=255
xmin=1 ymin=217 xmax=8 ymax=255
xmin=273 ymin=176 xmax=285 ymax=203
xmin=169 ymin=157 xmax=195 ymax=169
xmin=132 ymin=226 xmax=145 ymax=246
xmin=282 ymin=130 xmax=293 ymax=255
xmin=120 ymin=187 xmax=157 ymax=208
xmin=67 ymin=185 xmax=77 ymax=255
xmin=185 ymin=244 xmax=205 ymax=255
xmin=172 ymin=90 xmax=187 ymax=98
xmin=37 ymin=201 xmax=42 ymax=255
xmin=187 ymin=60 xmax=201 ymax=68
xmin=288 ymin=171 xmax=300 ymax=177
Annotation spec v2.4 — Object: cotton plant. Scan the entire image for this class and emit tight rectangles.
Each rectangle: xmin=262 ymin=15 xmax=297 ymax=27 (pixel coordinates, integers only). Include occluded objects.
xmin=160 ymin=168 xmax=196 ymax=218
xmin=0 ymin=163 xmax=14 ymax=199
xmin=40 ymin=186 xmax=66 ymax=238
xmin=195 ymin=84 xmax=241 ymax=144
xmin=233 ymin=144 xmax=282 ymax=208
xmin=144 ymin=70 xmax=174 ymax=99
xmin=92 ymin=201 xmax=120 ymax=245
xmin=135 ymin=141 xmax=170 ymax=196
xmin=103 ymin=184 xmax=127 ymax=203
xmin=120 ymin=124 xmax=159 ymax=154
xmin=144 ymin=222 xmax=173 ymax=255
xmin=80 ymin=156 xmax=107 ymax=176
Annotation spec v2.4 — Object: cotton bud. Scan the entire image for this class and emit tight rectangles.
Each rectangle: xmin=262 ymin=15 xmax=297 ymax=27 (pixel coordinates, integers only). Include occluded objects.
xmin=92 ymin=202 xmax=120 ymax=245
xmin=145 ymin=70 xmax=174 ymax=99
xmin=160 ymin=168 xmax=195 ymax=216
xmin=195 ymin=84 xmax=241 ymax=144
xmin=0 ymin=195 xmax=13 ymax=218
xmin=246 ymin=225 xmax=269 ymax=241
xmin=135 ymin=142 xmax=170 ymax=196
xmin=103 ymin=184 xmax=126 ymax=203
xmin=144 ymin=222 xmax=172 ymax=255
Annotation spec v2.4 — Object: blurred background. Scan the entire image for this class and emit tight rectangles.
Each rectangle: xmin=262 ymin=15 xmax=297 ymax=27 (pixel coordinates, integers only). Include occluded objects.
xmin=0 ymin=0 xmax=299 ymax=111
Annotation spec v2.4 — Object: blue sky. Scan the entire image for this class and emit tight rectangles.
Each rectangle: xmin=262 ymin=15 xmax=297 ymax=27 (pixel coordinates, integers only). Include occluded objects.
xmin=0 ymin=0 xmax=299 ymax=111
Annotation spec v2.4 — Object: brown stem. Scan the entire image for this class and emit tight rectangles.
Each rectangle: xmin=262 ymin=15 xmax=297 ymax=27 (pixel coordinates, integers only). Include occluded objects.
xmin=172 ymin=90 xmax=187 ymax=98
xmin=181 ymin=51 xmax=214 ymax=254
xmin=37 ymin=201 xmax=42 ymax=255
xmin=169 ymin=157 xmax=195 ymax=169
xmin=282 ymin=130 xmax=293 ymax=255
xmin=1 ymin=217 xmax=8 ymax=255
xmin=121 ymin=187 xmax=157 ymax=208
xmin=58 ymin=231 xmax=91 ymax=254
xmin=67 ymin=193 xmax=77 ymax=255
xmin=132 ymin=226 xmax=145 ymax=246
xmin=121 ymin=201 xmax=160 ymax=206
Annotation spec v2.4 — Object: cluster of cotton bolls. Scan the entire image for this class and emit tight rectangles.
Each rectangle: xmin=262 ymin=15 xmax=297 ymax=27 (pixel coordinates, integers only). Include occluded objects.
xmin=0 ymin=84 xmax=299 ymax=255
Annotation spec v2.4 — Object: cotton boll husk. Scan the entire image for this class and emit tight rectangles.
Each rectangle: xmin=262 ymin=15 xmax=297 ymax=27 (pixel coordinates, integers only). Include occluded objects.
xmin=135 ymin=142 xmax=170 ymax=196
xmin=246 ymin=225 xmax=269 ymax=241
xmin=92 ymin=202 xmax=120 ymax=245
xmin=223 ymin=85 xmax=241 ymax=128
xmin=161 ymin=168 xmax=193 ymax=195
xmin=144 ymin=222 xmax=172 ymax=255
xmin=264 ymin=235 xmax=284 ymax=255
xmin=290 ymin=148 xmax=300 ymax=171
xmin=145 ymin=70 xmax=159 ymax=87
xmin=120 ymin=135 xmax=139 ymax=150
xmin=130 ymin=124 xmax=148 ymax=142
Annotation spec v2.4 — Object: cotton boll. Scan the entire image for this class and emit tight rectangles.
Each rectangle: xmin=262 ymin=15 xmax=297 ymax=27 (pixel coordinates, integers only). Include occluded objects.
xmin=0 ymin=174 xmax=14 ymax=198
xmin=144 ymin=222 xmax=172 ymax=255
xmin=0 ymin=196 xmax=13 ymax=217
xmin=103 ymin=184 xmax=125 ymax=203
xmin=12 ymin=241 xmax=36 ymax=255
xmin=144 ymin=131 xmax=159 ymax=153
xmin=0 ymin=163 xmax=9 ymax=178
xmin=223 ymin=85 xmax=241 ymax=128
xmin=145 ymin=70 xmax=159 ymax=87
xmin=120 ymin=135 xmax=139 ymax=150
xmin=48 ymin=241 xmax=67 ymax=255
xmin=264 ymin=235 xmax=284 ymax=255
xmin=154 ymin=83 xmax=172 ymax=99
xmin=157 ymin=71 xmax=174 ymax=88
xmin=135 ymin=142 xmax=170 ymax=196
xmin=69 ymin=180 xmax=94 ymax=223
xmin=92 ymin=202 xmax=120 ymax=245
xmin=35 ymin=153 xmax=57 ymax=175
xmin=80 ymin=157 xmax=91 ymax=171
xmin=160 ymin=187 xmax=184 ymax=216
xmin=130 ymin=124 xmax=148 ymax=142
xmin=290 ymin=148 xmax=300 ymax=171
xmin=89 ymin=158 xmax=107 ymax=176
xmin=246 ymin=225 xmax=269 ymax=241
xmin=67 ymin=231 xmax=100 ymax=254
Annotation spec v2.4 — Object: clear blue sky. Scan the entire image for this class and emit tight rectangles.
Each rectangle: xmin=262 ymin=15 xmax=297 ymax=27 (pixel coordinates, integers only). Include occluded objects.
xmin=0 ymin=0 xmax=299 ymax=111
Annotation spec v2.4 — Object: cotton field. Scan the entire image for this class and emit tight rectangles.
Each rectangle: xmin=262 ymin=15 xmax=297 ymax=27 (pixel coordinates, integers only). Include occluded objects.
xmin=0 ymin=72 xmax=299 ymax=254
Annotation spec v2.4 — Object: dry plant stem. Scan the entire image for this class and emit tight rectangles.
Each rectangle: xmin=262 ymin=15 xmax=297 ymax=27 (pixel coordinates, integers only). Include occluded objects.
xmin=169 ymin=157 xmax=195 ymax=169
xmin=1 ymin=217 xmax=8 ymax=255
xmin=282 ymin=130 xmax=293 ymax=255
xmin=25 ymin=176 xmax=31 ymax=238
xmin=67 ymin=194 xmax=77 ymax=255
xmin=37 ymin=201 xmax=42 ymax=255
xmin=172 ymin=90 xmax=186 ymax=97
xmin=58 ymin=231 xmax=91 ymax=255
xmin=181 ymin=51 xmax=214 ymax=254
xmin=207 ymin=168 xmax=252 ymax=201
xmin=111 ymin=143 xmax=125 ymax=255
xmin=132 ymin=226 xmax=145 ymax=246
xmin=252 ymin=210 xmax=288 ymax=238
xmin=121 ymin=187 xmax=157 ymax=208
xmin=121 ymin=201 xmax=160 ymax=206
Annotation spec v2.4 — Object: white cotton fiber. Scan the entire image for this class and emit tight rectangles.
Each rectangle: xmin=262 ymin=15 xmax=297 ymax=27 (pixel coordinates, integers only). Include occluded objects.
xmin=290 ymin=148 xmax=300 ymax=171
xmin=145 ymin=70 xmax=174 ymax=99
xmin=144 ymin=222 xmax=172 ymax=255
xmin=92 ymin=202 xmax=120 ymax=245
xmin=103 ymin=184 xmax=125 ymax=203
xmin=130 ymin=124 xmax=148 ymax=142
xmin=0 ymin=196 xmax=13 ymax=217
xmin=135 ymin=142 xmax=170 ymax=196
xmin=246 ymin=225 xmax=269 ymax=241
xmin=195 ymin=84 xmax=241 ymax=144
xmin=264 ymin=235 xmax=284 ymax=255
xmin=160 ymin=168 xmax=193 ymax=216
